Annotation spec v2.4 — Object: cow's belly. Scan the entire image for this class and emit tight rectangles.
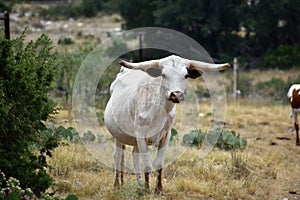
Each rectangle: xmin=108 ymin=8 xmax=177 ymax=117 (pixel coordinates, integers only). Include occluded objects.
xmin=104 ymin=98 xmax=175 ymax=146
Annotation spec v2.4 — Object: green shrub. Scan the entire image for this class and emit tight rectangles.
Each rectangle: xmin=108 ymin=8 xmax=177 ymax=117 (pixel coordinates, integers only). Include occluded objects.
xmin=237 ymin=74 xmax=253 ymax=98
xmin=0 ymin=0 xmax=11 ymax=13
xmin=82 ymin=131 xmax=96 ymax=142
xmin=182 ymin=129 xmax=247 ymax=151
xmin=38 ymin=0 xmax=103 ymax=19
xmin=182 ymin=129 xmax=206 ymax=147
xmin=256 ymin=77 xmax=287 ymax=102
xmin=169 ymin=128 xmax=179 ymax=145
xmin=56 ymin=48 xmax=90 ymax=110
xmin=0 ymin=170 xmax=34 ymax=200
xmin=261 ymin=45 xmax=300 ymax=69
xmin=216 ymin=130 xmax=247 ymax=150
xmin=0 ymin=32 xmax=59 ymax=197
xmin=58 ymin=37 xmax=74 ymax=45
xmin=0 ymin=170 xmax=79 ymax=200
xmin=42 ymin=122 xmax=80 ymax=144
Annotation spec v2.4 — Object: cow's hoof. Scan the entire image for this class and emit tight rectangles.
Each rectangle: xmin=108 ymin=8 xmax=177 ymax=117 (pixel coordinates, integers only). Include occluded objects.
xmin=296 ymin=143 xmax=300 ymax=146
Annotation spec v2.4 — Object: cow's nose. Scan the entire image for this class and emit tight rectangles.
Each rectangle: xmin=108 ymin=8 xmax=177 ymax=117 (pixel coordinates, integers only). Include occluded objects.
xmin=168 ymin=91 xmax=184 ymax=103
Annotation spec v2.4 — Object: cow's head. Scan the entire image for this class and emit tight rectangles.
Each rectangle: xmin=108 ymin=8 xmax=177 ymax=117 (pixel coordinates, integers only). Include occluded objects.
xmin=119 ymin=55 xmax=230 ymax=103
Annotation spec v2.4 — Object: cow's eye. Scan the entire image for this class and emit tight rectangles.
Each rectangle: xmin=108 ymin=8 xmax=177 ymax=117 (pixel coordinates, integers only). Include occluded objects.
xmin=185 ymin=74 xmax=189 ymax=79
xmin=162 ymin=73 xmax=166 ymax=78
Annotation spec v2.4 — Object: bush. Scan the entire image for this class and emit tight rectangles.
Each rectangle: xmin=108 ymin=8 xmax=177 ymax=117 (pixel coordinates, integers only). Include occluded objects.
xmin=217 ymin=130 xmax=247 ymax=150
xmin=39 ymin=0 xmax=104 ymax=19
xmin=237 ymin=74 xmax=253 ymax=98
xmin=182 ymin=129 xmax=247 ymax=151
xmin=255 ymin=77 xmax=286 ymax=102
xmin=82 ymin=131 xmax=96 ymax=142
xmin=261 ymin=45 xmax=300 ymax=69
xmin=0 ymin=32 xmax=59 ymax=197
xmin=42 ymin=122 xmax=80 ymax=144
xmin=182 ymin=129 xmax=206 ymax=147
xmin=0 ymin=170 xmax=79 ymax=200
xmin=169 ymin=128 xmax=179 ymax=145
xmin=58 ymin=37 xmax=74 ymax=45
xmin=0 ymin=170 xmax=34 ymax=200
xmin=56 ymin=48 xmax=90 ymax=110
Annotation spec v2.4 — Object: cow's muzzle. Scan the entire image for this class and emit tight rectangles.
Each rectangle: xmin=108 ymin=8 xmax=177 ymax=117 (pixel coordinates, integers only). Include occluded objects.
xmin=168 ymin=91 xmax=184 ymax=103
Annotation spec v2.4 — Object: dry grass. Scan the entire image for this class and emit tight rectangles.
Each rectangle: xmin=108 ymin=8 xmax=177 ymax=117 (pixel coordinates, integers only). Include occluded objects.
xmin=49 ymin=102 xmax=300 ymax=200
xmin=10 ymin=2 xmax=300 ymax=199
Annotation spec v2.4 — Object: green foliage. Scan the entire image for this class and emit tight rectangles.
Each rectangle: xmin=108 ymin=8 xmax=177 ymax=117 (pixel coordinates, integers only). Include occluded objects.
xmin=58 ymin=37 xmax=74 ymax=45
xmin=42 ymin=122 xmax=80 ymax=144
xmin=117 ymin=0 xmax=300 ymax=67
xmin=0 ymin=170 xmax=34 ymax=200
xmin=117 ymin=0 xmax=156 ymax=29
xmin=255 ymin=76 xmax=300 ymax=103
xmin=39 ymin=0 xmax=104 ymax=19
xmin=56 ymin=48 xmax=90 ymax=108
xmin=65 ymin=194 xmax=79 ymax=200
xmin=261 ymin=45 xmax=300 ymax=69
xmin=42 ymin=122 xmax=111 ymax=145
xmin=169 ymin=128 xmax=179 ymax=145
xmin=182 ymin=129 xmax=206 ymax=147
xmin=217 ymin=130 xmax=247 ymax=151
xmin=0 ymin=33 xmax=58 ymax=197
xmin=82 ymin=131 xmax=96 ymax=142
xmin=0 ymin=170 xmax=79 ymax=200
xmin=182 ymin=129 xmax=247 ymax=151
xmin=0 ymin=0 xmax=11 ymax=12
xmin=237 ymin=74 xmax=253 ymax=98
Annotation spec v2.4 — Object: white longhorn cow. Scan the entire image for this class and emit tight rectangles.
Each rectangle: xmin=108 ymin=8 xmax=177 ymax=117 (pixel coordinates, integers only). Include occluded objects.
xmin=287 ymin=84 xmax=300 ymax=146
xmin=104 ymin=55 xmax=230 ymax=194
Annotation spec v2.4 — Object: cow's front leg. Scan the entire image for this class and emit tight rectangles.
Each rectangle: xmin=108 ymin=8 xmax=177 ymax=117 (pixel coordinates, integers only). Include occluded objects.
xmin=154 ymin=130 xmax=171 ymax=195
xmin=295 ymin=122 xmax=300 ymax=146
xmin=136 ymin=137 xmax=152 ymax=192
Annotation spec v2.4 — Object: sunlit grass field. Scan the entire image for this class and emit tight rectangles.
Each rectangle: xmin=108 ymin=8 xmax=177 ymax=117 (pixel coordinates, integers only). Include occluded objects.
xmin=49 ymin=101 xmax=300 ymax=200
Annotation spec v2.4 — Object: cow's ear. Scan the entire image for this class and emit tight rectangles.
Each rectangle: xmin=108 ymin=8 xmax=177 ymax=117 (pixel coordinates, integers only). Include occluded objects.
xmin=145 ymin=68 xmax=162 ymax=77
xmin=187 ymin=68 xmax=203 ymax=79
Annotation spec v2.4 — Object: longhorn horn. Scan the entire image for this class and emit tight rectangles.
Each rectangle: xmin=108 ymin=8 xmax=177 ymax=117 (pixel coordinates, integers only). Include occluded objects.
xmin=189 ymin=60 xmax=230 ymax=71
xmin=119 ymin=59 xmax=160 ymax=71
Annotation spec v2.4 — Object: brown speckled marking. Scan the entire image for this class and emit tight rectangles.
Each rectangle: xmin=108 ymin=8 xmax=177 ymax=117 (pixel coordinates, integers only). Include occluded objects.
xmin=289 ymin=89 xmax=300 ymax=109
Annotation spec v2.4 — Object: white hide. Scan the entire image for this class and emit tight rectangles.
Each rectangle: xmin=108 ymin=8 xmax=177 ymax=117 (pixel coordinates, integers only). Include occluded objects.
xmin=105 ymin=56 xmax=184 ymax=147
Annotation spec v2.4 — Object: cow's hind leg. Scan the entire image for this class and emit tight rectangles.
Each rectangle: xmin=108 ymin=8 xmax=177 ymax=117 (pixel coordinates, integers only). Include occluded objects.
xmin=132 ymin=146 xmax=142 ymax=185
xmin=114 ymin=140 xmax=125 ymax=187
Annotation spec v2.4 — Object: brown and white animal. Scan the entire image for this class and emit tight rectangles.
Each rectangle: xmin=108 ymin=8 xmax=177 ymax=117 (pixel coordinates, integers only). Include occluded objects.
xmin=104 ymin=55 xmax=230 ymax=194
xmin=287 ymin=84 xmax=300 ymax=146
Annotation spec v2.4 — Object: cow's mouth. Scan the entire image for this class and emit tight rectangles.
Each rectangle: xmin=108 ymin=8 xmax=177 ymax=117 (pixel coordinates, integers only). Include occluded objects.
xmin=168 ymin=91 xmax=184 ymax=103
